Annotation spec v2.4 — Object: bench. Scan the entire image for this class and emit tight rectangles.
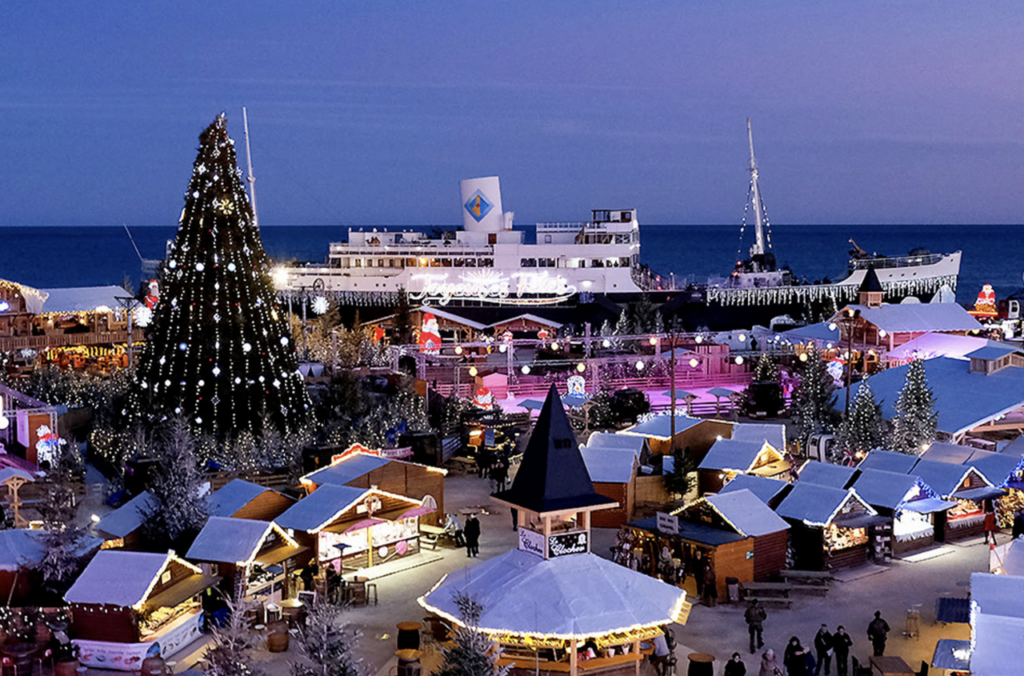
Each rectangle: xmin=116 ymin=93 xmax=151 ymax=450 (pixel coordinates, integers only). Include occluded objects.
xmin=790 ymin=583 xmax=829 ymax=596
xmin=744 ymin=596 xmax=792 ymax=609
xmin=740 ymin=582 xmax=792 ymax=598
xmin=781 ymin=570 xmax=834 ymax=585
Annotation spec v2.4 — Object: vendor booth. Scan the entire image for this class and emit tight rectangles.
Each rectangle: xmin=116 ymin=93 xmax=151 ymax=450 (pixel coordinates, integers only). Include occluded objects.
xmin=850 ymin=469 xmax=955 ymax=558
xmin=421 ymin=386 xmax=689 ymax=676
xmin=775 ymin=483 xmax=884 ymax=571
xmin=697 ymin=438 xmax=789 ymax=495
xmin=65 ymin=550 xmax=219 ymax=670
xmin=718 ymin=474 xmax=792 ymax=508
xmin=911 ymin=460 xmax=1003 ymax=542
xmin=619 ymin=414 xmax=730 ymax=457
xmin=580 ymin=446 xmax=639 ymax=528
xmin=797 ymin=461 xmax=858 ymax=489
xmin=208 ymin=479 xmax=295 ymax=520
xmin=276 ymin=484 xmax=432 ymax=574
xmin=94 ymin=492 xmax=156 ymax=551
xmin=967 ymin=453 xmax=1024 ymax=528
xmin=186 ymin=517 xmax=304 ymax=603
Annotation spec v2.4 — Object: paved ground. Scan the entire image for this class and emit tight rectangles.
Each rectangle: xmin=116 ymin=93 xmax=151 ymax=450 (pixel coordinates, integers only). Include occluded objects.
xmin=155 ymin=471 xmax=990 ymax=676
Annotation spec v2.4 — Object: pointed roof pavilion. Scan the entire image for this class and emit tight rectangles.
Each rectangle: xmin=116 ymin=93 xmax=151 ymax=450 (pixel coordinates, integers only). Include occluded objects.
xmin=859 ymin=265 xmax=883 ymax=293
xmin=494 ymin=384 xmax=616 ymax=515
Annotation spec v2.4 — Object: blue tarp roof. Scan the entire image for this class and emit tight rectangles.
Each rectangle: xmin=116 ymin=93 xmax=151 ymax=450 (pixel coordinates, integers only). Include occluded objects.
xmin=698 ymin=438 xmax=769 ymax=471
xmin=858 ymin=450 xmax=920 ymax=474
xmin=519 ymin=399 xmax=545 ymax=411
xmin=620 ymin=414 xmax=706 ymax=440
xmin=718 ymin=474 xmax=791 ymax=505
xmin=839 ymin=357 xmax=1024 ymax=437
xmin=851 ymin=468 xmax=921 ymax=510
xmin=304 ymin=454 xmax=393 ymax=487
xmin=98 ymin=491 xmax=156 ymax=538
xmin=275 ymin=485 xmax=369 ymax=532
xmin=209 ymin=479 xmax=276 ymax=517
xmin=187 ymin=517 xmax=275 ymax=564
xmin=799 ymin=461 xmax=858 ymax=489
xmin=581 ymin=447 xmax=637 ymax=483
xmin=706 ymin=489 xmax=789 ymax=537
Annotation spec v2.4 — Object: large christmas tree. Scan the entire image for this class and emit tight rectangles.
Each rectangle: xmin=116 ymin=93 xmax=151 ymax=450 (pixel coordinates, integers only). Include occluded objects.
xmin=832 ymin=377 xmax=884 ymax=464
xmin=792 ymin=346 xmax=836 ymax=450
xmin=130 ymin=114 xmax=309 ymax=438
xmin=888 ymin=358 xmax=937 ymax=455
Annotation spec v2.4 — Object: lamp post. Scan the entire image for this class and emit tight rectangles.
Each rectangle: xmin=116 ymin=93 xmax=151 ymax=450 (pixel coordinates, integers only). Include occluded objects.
xmin=114 ymin=295 xmax=141 ymax=369
xmin=840 ymin=308 xmax=862 ymax=419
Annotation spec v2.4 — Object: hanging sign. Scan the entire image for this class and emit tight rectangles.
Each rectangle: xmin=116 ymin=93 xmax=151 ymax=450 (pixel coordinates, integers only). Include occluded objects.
xmin=518 ymin=527 xmax=546 ymax=558
xmin=548 ymin=530 xmax=588 ymax=558
xmin=656 ymin=511 xmax=679 ymax=536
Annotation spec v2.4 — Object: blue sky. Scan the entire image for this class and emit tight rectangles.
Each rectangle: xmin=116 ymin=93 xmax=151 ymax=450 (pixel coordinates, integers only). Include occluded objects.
xmin=3 ymin=1 xmax=1023 ymax=226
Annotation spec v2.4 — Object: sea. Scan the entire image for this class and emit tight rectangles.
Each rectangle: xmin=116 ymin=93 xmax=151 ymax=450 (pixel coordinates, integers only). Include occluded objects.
xmin=0 ymin=224 xmax=1020 ymax=305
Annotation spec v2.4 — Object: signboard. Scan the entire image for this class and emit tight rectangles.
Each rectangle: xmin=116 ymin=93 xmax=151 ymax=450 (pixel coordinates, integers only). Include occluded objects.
xmin=656 ymin=511 xmax=679 ymax=536
xmin=518 ymin=527 xmax=546 ymax=558
xmin=548 ymin=530 xmax=588 ymax=558
xmin=75 ymin=610 xmax=204 ymax=670
xmin=410 ymin=271 xmax=577 ymax=306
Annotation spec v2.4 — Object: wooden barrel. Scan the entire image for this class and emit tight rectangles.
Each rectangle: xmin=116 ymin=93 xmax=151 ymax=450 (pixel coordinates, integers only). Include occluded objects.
xmin=54 ymin=660 xmax=80 ymax=676
xmin=267 ymin=632 xmax=290 ymax=653
xmin=141 ymin=655 xmax=168 ymax=676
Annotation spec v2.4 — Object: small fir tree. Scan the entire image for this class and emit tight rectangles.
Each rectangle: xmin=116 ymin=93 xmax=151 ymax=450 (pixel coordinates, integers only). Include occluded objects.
xmin=792 ymin=346 xmax=837 ymax=450
xmin=129 ymin=114 xmax=310 ymax=438
xmin=35 ymin=440 xmax=88 ymax=597
xmin=832 ymin=378 xmax=884 ymax=464
xmin=142 ymin=418 xmax=209 ymax=550
xmin=290 ymin=599 xmax=362 ymax=676
xmin=753 ymin=353 xmax=777 ymax=382
xmin=203 ymin=598 xmax=265 ymax=676
xmin=663 ymin=446 xmax=696 ymax=499
xmin=394 ymin=288 xmax=414 ymax=346
xmin=888 ymin=359 xmax=938 ymax=455
xmin=613 ymin=308 xmax=632 ymax=339
xmin=435 ymin=593 xmax=510 ymax=676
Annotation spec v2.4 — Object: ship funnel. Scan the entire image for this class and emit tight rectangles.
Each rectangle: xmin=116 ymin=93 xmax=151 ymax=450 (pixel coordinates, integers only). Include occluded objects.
xmin=460 ymin=176 xmax=505 ymax=233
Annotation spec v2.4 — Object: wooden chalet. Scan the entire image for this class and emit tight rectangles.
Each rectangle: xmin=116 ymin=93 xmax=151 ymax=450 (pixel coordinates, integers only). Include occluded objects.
xmin=580 ymin=445 xmax=638 ymax=528
xmin=66 ymin=550 xmax=218 ymax=669
xmin=208 ymin=478 xmax=294 ymax=521
xmin=95 ymin=492 xmax=157 ymax=550
xmin=619 ymin=414 xmax=731 ymax=456
xmin=697 ymin=437 xmax=789 ymax=495
xmin=850 ymin=469 xmax=956 ymax=557
xmin=910 ymin=460 xmax=1003 ymax=541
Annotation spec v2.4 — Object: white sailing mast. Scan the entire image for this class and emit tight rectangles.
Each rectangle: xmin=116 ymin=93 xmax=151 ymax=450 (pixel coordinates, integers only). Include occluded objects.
xmin=242 ymin=106 xmax=259 ymax=227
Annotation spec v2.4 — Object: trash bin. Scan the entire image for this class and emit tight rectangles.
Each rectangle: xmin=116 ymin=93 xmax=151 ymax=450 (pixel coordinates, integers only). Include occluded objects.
xmin=726 ymin=577 xmax=740 ymax=603
xmin=686 ymin=652 xmax=715 ymax=676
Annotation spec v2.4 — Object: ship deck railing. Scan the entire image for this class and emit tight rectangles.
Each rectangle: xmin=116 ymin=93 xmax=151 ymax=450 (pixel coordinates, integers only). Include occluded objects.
xmin=848 ymin=252 xmax=947 ymax=270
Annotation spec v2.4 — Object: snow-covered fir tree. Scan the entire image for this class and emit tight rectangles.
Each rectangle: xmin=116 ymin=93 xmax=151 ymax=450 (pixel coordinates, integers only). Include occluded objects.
xmin=832 ymin=378 xmax=884 ymax=464
xmin=129 ymin=114 xmax=310 ymax=438
xmin=142 ymin=418 xmax=210 ymax=550
xmin=435 ymin=593 xmax=510 ymax=676
xmin=290 ymin=599 xmax=362 ymax=676
xmin=35 ymin=440 xmax=88 ymax=597
xmin=203 ymin=599 xmax=265 ymax=676
xmin=792 ymin=346 xmax=836 ymax=450
xmin=888 ymin=359 xmax=938 ymax=455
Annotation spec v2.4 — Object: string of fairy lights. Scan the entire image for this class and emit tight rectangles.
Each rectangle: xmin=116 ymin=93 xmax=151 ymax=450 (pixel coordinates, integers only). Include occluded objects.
xmin=130 ymin=115 xmax=309 ymax=437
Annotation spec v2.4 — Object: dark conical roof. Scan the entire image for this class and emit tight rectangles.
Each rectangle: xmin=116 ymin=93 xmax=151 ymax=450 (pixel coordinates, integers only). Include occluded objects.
xmin=859 ymin=265 xmax=883 ymax=293
xmin=494 ymin=385 xmax=615 ymax=514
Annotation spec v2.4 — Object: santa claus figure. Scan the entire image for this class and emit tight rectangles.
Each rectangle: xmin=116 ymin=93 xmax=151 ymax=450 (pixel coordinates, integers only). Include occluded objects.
xmin=144 ymin=279 xmax=160 ymax=309
xmin=972 ymin=284 xmax=998 ymax=317
xmin=372 ymin=326 xmax=386 ymax=343
xmin=418 ymin=312 xmax=442 ymax=354
xmin=537 ymin=328 xmax=549 ymax=342
xmin=473 ymin=387 xmax=494 ymax=410
xmin=501 ymin=329 xmax=513 ymax=344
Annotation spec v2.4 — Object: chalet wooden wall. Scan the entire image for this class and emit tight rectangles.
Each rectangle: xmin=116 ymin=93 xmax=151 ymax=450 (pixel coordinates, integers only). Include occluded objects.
xmin=342 ymin=462 xmax=445 ymax=526
xmin=752 ymin=531 xmax=788 ymax=581
xmin=71 ymin=605 xmax=139 ymax=643
xmin=709 ymin=539 xmax=754 ymax=598
xmin=591 ymin=482 xmax=631 ymax=529
xmin=230 ymin=491 xmax=294 ymax=521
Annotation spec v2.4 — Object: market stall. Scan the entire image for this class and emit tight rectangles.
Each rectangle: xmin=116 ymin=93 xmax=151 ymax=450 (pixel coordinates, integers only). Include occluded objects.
xmin=850 ymin=469 xmax=955 ymax=558
xmin=697 ymin=438 xmax=789 ymax=495
xmin=422 ymin=386 xmax=689 ymax=676
xmin=717 ymin=474 xmax=792 ymax=508
xmin=775 ymin=482 xmax=885 ymax=571
xmin=186 ymin=517 xmax=304 ymax=603
xmin=208 ymin=478 xmax=295 ymax=521
xmin=911 ymin=460 xmax=1003 ymax=542
xmin=966 ymin=453 xmax=1024 ymax=528
xmin=276 ymin=484 xmax=431 ymax=575
xmin=65 ymin=550 xmax=219 ymax=669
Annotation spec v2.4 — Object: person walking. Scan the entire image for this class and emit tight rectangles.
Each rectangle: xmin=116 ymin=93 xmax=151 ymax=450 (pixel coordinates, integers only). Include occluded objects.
xmin=983 ymin=502 xmax=997 ymax=544
xmin=490 ymin=458 xmax=509 ymax=493
xmin=464 ymin=513 xmax=481 ymax=558
xmin=758 ymin=649 xmax=781 ymax=676
xmin=444 ymin=512 xmax=465 ymax=548
xmin=702 ymin=560 xmax=718 ymax=607
xmin=832 ymin=626 xmax=853 ymax=676
xmin=725 ymin=652 xmax=747 ymax=676
xmin=867 ymin=611 xmax=890 ymax=657
xmin=693 ymin=551 xmax=705 ymax=598
xmin=744 ymin=599 xmax=767 ymax=654
xmin=813 ymin=624 xmax=833 ymax=676
xmin=784 ymin=638 xmax=808 ymax=676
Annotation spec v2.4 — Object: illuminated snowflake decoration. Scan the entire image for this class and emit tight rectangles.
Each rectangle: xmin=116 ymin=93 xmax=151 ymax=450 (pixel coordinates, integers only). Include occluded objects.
xmin=133 ymin=306 xmax=154 ymax=327
xmin=312 ymin=295 xmax=330 ymax=315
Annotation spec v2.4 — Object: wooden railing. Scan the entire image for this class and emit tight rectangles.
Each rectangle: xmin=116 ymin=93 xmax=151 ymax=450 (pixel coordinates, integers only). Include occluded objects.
xmin=0 ymin=329 xmax=146 ymax=351
xmin=206 ymin=470 xmax=294 ymax=492
xmin=434 ymin=372 xmax=752 ymax=401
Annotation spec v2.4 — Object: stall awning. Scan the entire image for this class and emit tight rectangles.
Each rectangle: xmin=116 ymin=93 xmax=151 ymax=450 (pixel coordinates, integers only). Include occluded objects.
xmin=518 ymin=399 xmax=545 ymax=411
xmin=935 ymin=596 xmax=971 ymax=624
xmin=399 ymin=506 xmax=436 ymax=520
xmin=833 ymin=514 xmax=889 ymax=529
xmin=901 ymin=498 xmax=958 ymax=514
xmin=144 ymin=573 xmax=221 ymax=611
xmin=931 ymin=639 xmax=971 ymax=671
xmin=342 ymin=518 xmax=384 ymax=534
xmin=954 ymin=486 xmax=1005 ymax=502
xmin=255 ymin=545 xmax=309 ymax=568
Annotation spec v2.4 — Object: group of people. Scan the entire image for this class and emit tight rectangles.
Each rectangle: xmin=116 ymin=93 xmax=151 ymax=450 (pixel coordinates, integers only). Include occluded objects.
xmin=611 ymin=530 xmax=720 ymax=605
xmin=742 ymin=600 xmax=889 ymax=676
xmin=443 ymin=511 xmax=482 ymax=557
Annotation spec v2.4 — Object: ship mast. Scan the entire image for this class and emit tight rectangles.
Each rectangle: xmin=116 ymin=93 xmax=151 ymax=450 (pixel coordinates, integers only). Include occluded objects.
xmin=748 ymin=117 xmax=766 ymax=262
xmin=242 ymin=106 xmax=258 ymax=228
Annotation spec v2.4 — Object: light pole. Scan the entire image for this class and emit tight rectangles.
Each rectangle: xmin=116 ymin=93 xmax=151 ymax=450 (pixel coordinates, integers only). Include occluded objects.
xmin=114 ymin=295 xmax=141 ymax=369
xmin=841 ymin=308 xmax=862 ymax=419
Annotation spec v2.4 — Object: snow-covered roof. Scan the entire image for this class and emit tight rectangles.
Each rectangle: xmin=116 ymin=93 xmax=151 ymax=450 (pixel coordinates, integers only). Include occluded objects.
xmin=208 ymin=479 xmax=277 ymax=517
xmin=775 ymin=483 xmax=876 ymax=526
xmin=0 ymin=468 xmax=35 ymax=484
xmin=858 ymin=450 xmax=920 ymax=474
xmin=966 ymin=344 xmax=1021 ymax=361
xmin=303 ymin=453 xmax=393 ymax=487
xmin=967 ymin=454 xmax=1024 ymax=487
xmin=971 ymin=613 xmax=1024 ymax=676
xmin=998 ymin=435 xmax=1024 ymax=459
xmin=97 ymin=491 xmax=156 ymax=538
xmin=698 ymin=438 xmax=775 ymax=472
xmin=921 ymin=441 xmax=978 ymax=465
xmin=619 ymin=414 xmax=706 ymax=441
xmin=487 ymin=314 xmax=563 ymax=329
xmin=971 ymin=571 xmax=1024 ymax=621
xmin=580 ymin=447 xmax=637 ymax=484
xmin=911 ymin=460 xmax=991 ymax=497
xmin=798 ymin=461 xmax=857 ymax=489
xmin=40 ymin=286 xmax=129 ymax=314
xmin=718 ymin=474 xmax=791 ymax=505
xmin=705 ymin=489 xmax=789 ymax=537
xmin=65 ymin=550 xmax=198 ymax=608
xmin=585 ymin=432 xmax=647 ymax=456
xmin=886 ymin=333 xmax=994 ymax=363
xmin=731 ymin=423 xmax=787 ymax=450
xmin=850 ymin=469 xmax=921 ymax=510
xmin=835 ymin=303 xmax=982 ymax=334
xmin=187 ymin=518 xmax=294 ymax=564
xmin=418 ymin=549 xmax=689 ymax=639
xmin=0 ymin=529 xmax=99 ymax=571
xmin=840 ymin=357 xmax=1024 ymax=437
xmin=274 ymin=485 xmax=370 ymax=533
xmin=781 ymin=322 xmax=840 ymax=346
xmin=0 ymin=278 xmax=47 ymax=314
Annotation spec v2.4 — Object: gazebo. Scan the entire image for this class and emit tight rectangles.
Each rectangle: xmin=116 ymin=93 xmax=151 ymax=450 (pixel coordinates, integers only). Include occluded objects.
xmin=419 ymin=386 xmax=689 ymax=676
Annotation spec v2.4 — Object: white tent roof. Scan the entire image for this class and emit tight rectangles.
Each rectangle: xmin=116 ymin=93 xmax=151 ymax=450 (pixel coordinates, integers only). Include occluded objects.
xmin=968 ymin=572 xmax=1024 ymax=676
xmin=619 ymin=414 xmax=706 ymax=441
xmin=705 ymin=489 xmax=789 ymax=537
xmin=580 ymin=447 xmax=637 ymax=484
xmin=834 ymin=303 xmax=982 ymax=334
xmin=886 ymin=333 xmax=994 ymax=363
xmin=40 ymin=286 xmax=128 ymax=314
xmin=0 ymin=278 xmax=48 ymax=314
xmin=418 ymin=548 xmax=688 ymax=639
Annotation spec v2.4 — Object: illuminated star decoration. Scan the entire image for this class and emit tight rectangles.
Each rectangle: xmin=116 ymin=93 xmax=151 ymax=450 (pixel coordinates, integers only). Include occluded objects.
xmin=312 ymin=295 xmax=330 ymax=315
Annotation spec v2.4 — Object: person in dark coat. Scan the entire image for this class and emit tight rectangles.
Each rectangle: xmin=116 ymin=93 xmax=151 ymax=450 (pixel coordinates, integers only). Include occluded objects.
xmin=724 ymin=652 xmax=747 ymax=676
xmin=701 ymin=560 xmax=718 ymax=607
xmin=693 ymin=551 xmax=705 ymax=597
xmin=744 ymin=599 xmax=767 ymax=653
xmin=490 ymin=459 xmax=509 ymax=493
xmin=866 ymin=611 xmax=890 ymax=657
xmin=1012 ymin=509 xmax=1024 ymax=540
xmin=813 ymin=624 xmax=833 ymax=676
xmin=784 ymin=637 xmax=809 ymax=676
xmin=464 ymin=513 xmax=481 ymax=558
xmin=832 ymin=626 xmax=853 ymax=676
xmin=983 ymin=502 xmax=997 ymax=544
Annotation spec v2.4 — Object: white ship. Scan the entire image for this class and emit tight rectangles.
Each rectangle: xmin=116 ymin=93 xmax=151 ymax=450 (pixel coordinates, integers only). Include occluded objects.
xmin=272 ymin=177 xmax=657 ymax=307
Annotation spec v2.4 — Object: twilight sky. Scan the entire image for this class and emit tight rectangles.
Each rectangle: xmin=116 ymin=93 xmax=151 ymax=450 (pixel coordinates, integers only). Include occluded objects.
xmin=3 ymin=1 xmax=1023 ymax=226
